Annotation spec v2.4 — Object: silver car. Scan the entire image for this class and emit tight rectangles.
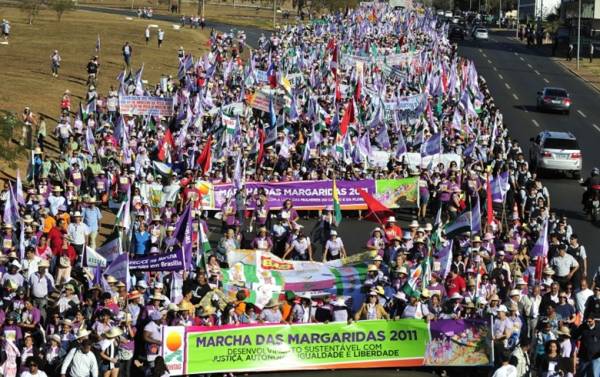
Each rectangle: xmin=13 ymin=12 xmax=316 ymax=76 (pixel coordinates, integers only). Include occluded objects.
xmin=473 ymin=28 xmax=488 ymax=40
xmin=529 ymin=131 xmax=582 ymax=178
xmin=536 ymin=87 xmax=571 ymax=114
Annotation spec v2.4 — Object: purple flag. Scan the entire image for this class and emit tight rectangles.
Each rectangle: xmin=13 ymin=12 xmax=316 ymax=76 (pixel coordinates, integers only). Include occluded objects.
xmin=395 ymin=131 xmax=407 ymax=159
xmin=134 ymin=64 xmax=145 ymax=96
xmin=531 ymin=218 xmax=549 ymax=258
xmin=491 ymin=171 xmax=509 ymax=203
xmin=436 ymin=240 xmax=453 ymax=279
xmin=174 ymin=204 xmax=193 ymax=270
xmin=104 ymin=253 xmax=130 ymax=289
xmin=233 ymin=152 xmax=243 ymax=190
xmin=15 ymin=169 xmax=24 ymax=205
xmin=420 ymin=132 xmax=442 ymax=157
xmin=375 ymin=123 xmax=391 ymax=150
xmin=470 ymin=195 xmax=481 ymax=234
xmin=3 ymin=183 xmax=19 ymax=226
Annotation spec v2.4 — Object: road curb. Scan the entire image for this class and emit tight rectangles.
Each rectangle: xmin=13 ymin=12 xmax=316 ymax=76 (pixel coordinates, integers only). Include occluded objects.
xmin=551 ymin=58 xmax=600 ymax=95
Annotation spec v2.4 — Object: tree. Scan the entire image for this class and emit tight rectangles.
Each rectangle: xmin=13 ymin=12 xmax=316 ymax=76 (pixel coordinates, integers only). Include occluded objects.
xmin=20 ymin=0 xmax=43 ymax=25
xmin=0 ymin=111 xmax=29 ymax=169
xmin=50 ymin=0 xmax=76 ymax=22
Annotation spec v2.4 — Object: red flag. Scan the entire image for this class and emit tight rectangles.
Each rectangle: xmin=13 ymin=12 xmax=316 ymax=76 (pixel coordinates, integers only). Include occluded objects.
xmin=157 ymin=129 xmax=175 ymax=162
xmin=358 ymin=189 xmax=394 ymax=225
xmin=534 ymin=257 xmax=545 ymax=282
xmin=256 ymin=128 xmax=266 ymax=165
xmin=339 ymin=100 xmax=354 ymax=137
xmin=486 ymin=174 xmax=494 ymax=225
xmin=335 ymin=79 xmax=342 ymax=103
xmin=196 ymin=136 xmax=212 ymax=174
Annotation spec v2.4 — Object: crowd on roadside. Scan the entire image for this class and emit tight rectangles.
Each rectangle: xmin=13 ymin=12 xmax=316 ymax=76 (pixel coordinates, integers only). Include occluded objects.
xmin=1 ymin=3 xmax=599 ymax=377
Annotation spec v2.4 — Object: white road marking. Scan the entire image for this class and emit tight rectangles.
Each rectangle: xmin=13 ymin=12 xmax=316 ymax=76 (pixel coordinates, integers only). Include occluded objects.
xmin=527 ymin=63 xmax=533 ymax=68
xmin=532 ymin=119 xmax=540 ymax=127
xmin=521 ymin=106 xmax=529 ymax=113
xmin=512 ymin=93 xmax=519 ymax=100
xmin=577 ymin=110 xmax=587 ymax=118
xmin=482 ymin=53 xmax=487 ymax=58
xmin=543 ymin=78 xmax=550 ymax=83
xmin=505 ymin=83 xmax=511 ymax=89
xmin=514 ymin=52 xmax=519 ymax=56
xmin=493 ymin=66 xmax=497 ymax=71
xmin=534 ymin=70 xmax=541 ymax=75
xmin=498 ymin=73 xmax=504 ymax=79
xmin=487 ymin=59 xmax=492 ymax=64
xmin=479 ymin=48 xmax=483 ymax=52
xmin=593 ymin=124 xmax=600 ymax=132
xmin=519 ymin=57 xmax=525 ymax=61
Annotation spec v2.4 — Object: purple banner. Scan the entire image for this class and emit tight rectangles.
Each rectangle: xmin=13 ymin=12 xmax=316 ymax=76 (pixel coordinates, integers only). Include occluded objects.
xmin=213 ymin=180 xmax=376 ymax=210
xmin=424 ymin=319 xmax=492 ymax=366
xmin=129 ymin=247 xmax=185 ymax=272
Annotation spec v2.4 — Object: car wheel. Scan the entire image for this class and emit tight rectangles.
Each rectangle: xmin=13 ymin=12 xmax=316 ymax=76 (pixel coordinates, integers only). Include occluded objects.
xmin=573 ymin=171 xmax=581 ymax=180
xmin=565 ymin=110 xmax=570 ymax=115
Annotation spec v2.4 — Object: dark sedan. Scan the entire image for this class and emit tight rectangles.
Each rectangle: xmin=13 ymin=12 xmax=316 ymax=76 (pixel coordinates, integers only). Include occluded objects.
xmin=536 ymin=87 xmax=571 ymax=114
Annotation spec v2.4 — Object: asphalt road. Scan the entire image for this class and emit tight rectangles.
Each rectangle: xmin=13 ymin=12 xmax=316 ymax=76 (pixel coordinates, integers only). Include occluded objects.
xmin=458 ymin=31 xmax=600 ymax=275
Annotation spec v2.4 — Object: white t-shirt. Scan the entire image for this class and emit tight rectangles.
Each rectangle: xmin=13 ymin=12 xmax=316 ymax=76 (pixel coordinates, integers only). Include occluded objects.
xmin=21 ymin=371 xmax=48 ymax=377
xmin=492 ymin=364 xmax=517 ymax=377
xmin=143 ymin=321 xmax=162 ymax=361
xmin=325 ymin=238 xmax=344 ymax=257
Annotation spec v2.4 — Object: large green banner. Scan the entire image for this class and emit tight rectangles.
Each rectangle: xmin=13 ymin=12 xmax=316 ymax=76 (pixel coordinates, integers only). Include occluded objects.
xmin=185 ymin=319 xmax=429 ymax=374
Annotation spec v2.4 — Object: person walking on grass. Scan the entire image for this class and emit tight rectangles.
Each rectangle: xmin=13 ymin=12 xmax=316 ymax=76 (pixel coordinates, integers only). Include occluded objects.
xmin=590 ymin=43 xmax=594 ymax=63
xmin=122 ymin=41 xmax=132 ymax=69
xmin=145 ymin=27 xmax=150 ymax=46
xmin=158 ymin=29 xmax=165 ymax=48
xmin=51 ymin=50 xmax=61 ymax=77
xmin=1 ymin=19 xmax=10 ymax=42
xmin=567 ymin=43 xmax=574 ymax=61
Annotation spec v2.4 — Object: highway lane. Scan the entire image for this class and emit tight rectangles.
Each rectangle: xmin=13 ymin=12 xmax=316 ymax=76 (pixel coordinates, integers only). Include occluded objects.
xmin=458 ymin=32 xmax=600 ymax=275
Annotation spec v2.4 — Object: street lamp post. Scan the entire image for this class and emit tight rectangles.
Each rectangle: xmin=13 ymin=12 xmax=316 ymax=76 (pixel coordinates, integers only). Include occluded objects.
xmin=516 ymin=0 xmax=520 ymax=38
xmin=577 ymin=0 xmax=582 ymax=69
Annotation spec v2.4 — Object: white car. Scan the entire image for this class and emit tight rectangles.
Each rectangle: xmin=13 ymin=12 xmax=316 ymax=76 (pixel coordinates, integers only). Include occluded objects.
xmin=473 ymin=28 xmax=488 ymax=40
xmin=444 ymin=11 xmax=453 ymax=18
xmin=529 ymin=131 xmax=582 ymax=178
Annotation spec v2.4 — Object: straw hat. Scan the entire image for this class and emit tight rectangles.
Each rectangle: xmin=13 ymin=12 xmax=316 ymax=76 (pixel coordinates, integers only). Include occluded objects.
xmin=264 ymin=298 xmax=280 ymax=308
xmin=150 ymin=293 xmax=165 ymax=301
xmin=472 ymin=236 xmax=482 ymax=243
xmin=557 ymin=326 xmax=571 ymax=337
xmin=105 ymin=275 xmax=118 ymax=284
xmin=509 ymin=289 xmax=521 ymax=297
xmin=409 ymin=220 xmax=419 ymax=228
xmin=199 ymin=306 xmax=216 ymax=316
xmin=333 ymin=297 xmax=347 ymax=307
xmin=543 ymin=266 xmax=555 ymax=276
xmin=128 ymin=290 xmax=141 ymax=300
xmin=76 ymin=328 xmax=91 ymax=339
xmin=449 ymin=292 xmax=463 ymax=300
xmin=104 ymin=327 xmax=123 ymax=339
xmin=367 ymin=264 xmax=379 ymax=272
xmin=497 ymin=305 xmax=508 ymax=313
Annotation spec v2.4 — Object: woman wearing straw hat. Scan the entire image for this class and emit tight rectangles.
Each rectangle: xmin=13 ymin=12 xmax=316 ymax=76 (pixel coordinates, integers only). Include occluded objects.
xmin=258 ymin=298 xmax=282 ymax=324
xmin=98 ymin=327 xmax=122 ymax=377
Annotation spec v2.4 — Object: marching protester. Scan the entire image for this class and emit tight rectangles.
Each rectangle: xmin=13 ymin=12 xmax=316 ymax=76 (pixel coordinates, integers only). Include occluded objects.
xmin=0 ymin=3 xmax=598 ymax=377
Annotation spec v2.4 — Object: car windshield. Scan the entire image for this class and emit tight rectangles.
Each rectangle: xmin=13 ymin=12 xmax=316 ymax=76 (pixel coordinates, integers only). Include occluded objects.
xmin=476 ymin=29 xmax=487 ymax=33
xmin=545 ymin=89 xmax=568 ymax=97
xmin=544 ymin=138 xmax=579 ymax=150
